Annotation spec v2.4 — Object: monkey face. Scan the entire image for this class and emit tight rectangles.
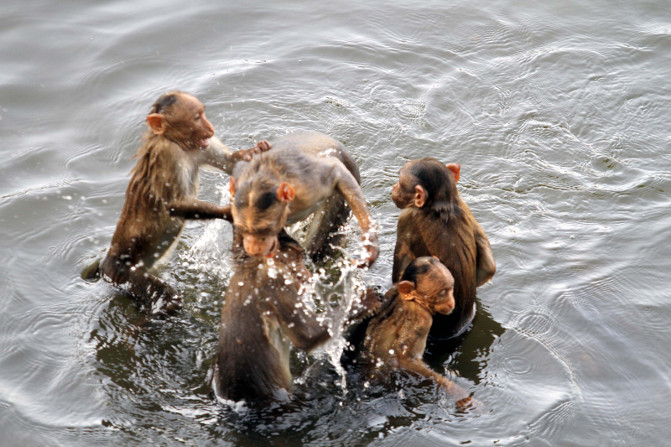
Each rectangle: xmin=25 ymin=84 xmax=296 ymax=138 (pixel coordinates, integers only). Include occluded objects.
xmin=231 ymin=177 xmax=295 ymax=258
xmin=416 ymin=261 xmax=456 ymax=316
xmin=231 ymin=204 xmax=286 ymax=258
xmin=391 ymin=165 xmax=416 ymax=209
xmin=242 ymin=233 xmax=280 ymax=258
xmin=165 ymin=93 xmax=215 ymax=151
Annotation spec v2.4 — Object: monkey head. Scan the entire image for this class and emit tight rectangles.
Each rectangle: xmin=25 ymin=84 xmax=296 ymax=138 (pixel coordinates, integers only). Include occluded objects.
xmin=391 ymin=158 xmax=460 ymax=210
xmin=398 ymin=257 xmax=455 ymax=315
xmin=146 ymin=91 xmax=215 ymax=151
xmin=229 ymin=173 xmax=295 ymax=258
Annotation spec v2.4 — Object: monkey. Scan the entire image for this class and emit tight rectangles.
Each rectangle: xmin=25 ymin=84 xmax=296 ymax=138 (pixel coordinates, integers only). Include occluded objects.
xmin=342 ymin=257 xmax=473 ymax=408
xmin=212 ymin=234 xmax=330 ymax=403
xmin=391 ymin=158 xmax=496 ymax=339
xmin=86 ymin=91 xmax=270 ymax=312
xmin=228 ymin=131 xmax=378 ymax=268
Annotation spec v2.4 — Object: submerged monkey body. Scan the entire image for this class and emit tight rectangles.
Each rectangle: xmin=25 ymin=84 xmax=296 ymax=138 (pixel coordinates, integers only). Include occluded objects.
xmin=214 ymin=239 xmax=329 ymax=403
xmin=361 ymin=285 xmax=434 ymax=363
xmin=343 ymin=257 xmax=472 ymax=407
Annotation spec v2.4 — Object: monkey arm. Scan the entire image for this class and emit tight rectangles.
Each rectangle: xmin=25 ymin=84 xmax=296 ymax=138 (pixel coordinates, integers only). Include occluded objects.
xmin=331 ymin=164 xmax=379 ymax=267
xmin=272 ymin=294 xmax=330 ymax=352
xmin=475 ymin=232 xmax=496 ymax=287
xmin=168 ymin=200 xmax=232 ymax=221
xmin=202 ymin=136 xmax=236 ymax=173
xmin=205 ymin=137 xmax=272 ymax=173
xmin=345 ymin=288 xmax=385 ymax=324
xmin=392 ymin=240 xmax=416 ymax=283
xmin=397 ymin=357 xmax=471 ymax=405
xmin=231 ymin=140 xmax=272 ymax=163
xmin=392 ymin=213 xmax=419 ymax=282
xmin=461 ymin=200 xmax=496 ymax=286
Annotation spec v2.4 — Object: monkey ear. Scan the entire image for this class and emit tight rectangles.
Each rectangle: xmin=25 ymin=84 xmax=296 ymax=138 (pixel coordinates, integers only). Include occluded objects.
xmin=229 ymin=177 xmax=237 ymax=197
xmin=446 ymin=163 xmax=461 ymax=183
xmin=398 ymin=280 xmax=415 ymax=300
xmin=146 ymin=113 xmax=166 ymax=135
xmin=276 ymin=182 xmax=295 ymax=202
xmin=414 ymin=185 xmax=427 ymax=208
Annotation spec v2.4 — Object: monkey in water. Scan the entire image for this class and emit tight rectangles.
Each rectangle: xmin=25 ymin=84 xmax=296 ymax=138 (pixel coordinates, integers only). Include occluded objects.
xmin=212 ymin=234 xmax=330 ymax=403
xmin=343 ymin=257 xmax=473 ymax=408
xmin=391 ymin=159 xmax=496 ymax=339
xmin=86 ymin=91 xmax=269 ymax=312
xmin=228 ymin=131 xmax=378 ymax=267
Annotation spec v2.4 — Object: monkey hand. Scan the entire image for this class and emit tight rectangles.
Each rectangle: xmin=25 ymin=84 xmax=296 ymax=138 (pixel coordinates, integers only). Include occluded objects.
xmin=357 ymin=230 xmax=379 ymax=268
xmin=254 ymin=140 xmax=271 ymax=152
xmin=446 ymin=380 xmax=481 ymax=413
xmin=236 ymin=140 xmax=272 ymax=162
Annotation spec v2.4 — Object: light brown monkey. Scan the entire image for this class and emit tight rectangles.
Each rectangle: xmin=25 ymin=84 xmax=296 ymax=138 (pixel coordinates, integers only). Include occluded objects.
xmin=229 ymin=131 xmax=378 ymax=267
xmin=391 ymin=159 xmax=495 ymax=338
xmin=88 ymin=91 xmax=269 ymax=312
xmin=213 ymin=235 xmax=330 ymax=403
xmin=344 ymin=257 xmax=472 ymax=408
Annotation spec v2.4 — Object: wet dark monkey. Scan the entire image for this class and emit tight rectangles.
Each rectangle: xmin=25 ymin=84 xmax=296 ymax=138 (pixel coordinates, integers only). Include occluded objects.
xmin=391 ymin=159 xmax=496 ymax=338
xmin=213 ymin=237 xmax=330 ymax=403
xmin=84 ymin=91 xmax=270 ymax=312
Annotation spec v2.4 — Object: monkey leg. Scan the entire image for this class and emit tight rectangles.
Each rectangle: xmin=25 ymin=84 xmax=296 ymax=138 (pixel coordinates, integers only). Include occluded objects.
xmin=304 ymin=193 xmax=350 ymax=263
xmin=100 ymin=257 xmax=180 ymax=313
xmin=125 ymin=268 xmax=181 ymax=313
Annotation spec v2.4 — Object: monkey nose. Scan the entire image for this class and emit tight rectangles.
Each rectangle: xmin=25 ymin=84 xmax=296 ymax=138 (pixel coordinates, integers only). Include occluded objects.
xmin=243 ymin=235 xmax=275 ymax=257
xmin=242 ymin=237 xmax=263 ymax=256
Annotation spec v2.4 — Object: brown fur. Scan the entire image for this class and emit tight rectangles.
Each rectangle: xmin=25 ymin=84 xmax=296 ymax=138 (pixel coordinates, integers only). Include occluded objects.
xmin=229 ymin=131 xmax=378 ymax=266
xmin=391 ymin=158 xmax=495 ymax=339
xmin=213 ymin=236 xmax=329 ymax=403
xmin=92 ymin=91 xmax=268 ymax=312
xmin=345 ymin=257 xmax=472 ymax=408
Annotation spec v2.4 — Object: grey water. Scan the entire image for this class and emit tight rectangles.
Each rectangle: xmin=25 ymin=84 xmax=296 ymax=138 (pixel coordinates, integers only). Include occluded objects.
xmin=2 ymin=0 xmax=671 ymax=445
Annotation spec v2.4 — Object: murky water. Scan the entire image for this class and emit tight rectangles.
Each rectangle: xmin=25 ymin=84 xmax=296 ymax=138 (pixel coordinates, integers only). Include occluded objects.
xmin=2 ymin=1 xmax=671 ymax=445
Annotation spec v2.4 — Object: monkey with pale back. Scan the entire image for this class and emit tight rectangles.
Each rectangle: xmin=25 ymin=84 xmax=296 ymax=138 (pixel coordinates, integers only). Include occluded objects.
xmin=86 ymin=91 xmax=269 ymax=312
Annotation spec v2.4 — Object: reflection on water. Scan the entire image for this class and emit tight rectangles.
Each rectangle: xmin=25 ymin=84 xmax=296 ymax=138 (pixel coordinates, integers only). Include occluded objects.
xmin=426 ymin=302 xmax=505 ymax=387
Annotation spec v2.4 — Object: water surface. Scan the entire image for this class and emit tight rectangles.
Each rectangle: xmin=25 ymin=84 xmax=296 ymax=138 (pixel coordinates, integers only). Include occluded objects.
xmin=2 ymin=1 xmax=671 ymax=446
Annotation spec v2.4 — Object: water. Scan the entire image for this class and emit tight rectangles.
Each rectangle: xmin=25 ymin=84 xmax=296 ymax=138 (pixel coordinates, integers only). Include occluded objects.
xmin=2 ymin=0 xmax=671 ymax=445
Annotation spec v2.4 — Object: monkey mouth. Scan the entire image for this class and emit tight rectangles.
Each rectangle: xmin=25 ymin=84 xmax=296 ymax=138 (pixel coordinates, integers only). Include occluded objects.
xmin=264 ymin=238 xmax=279 ymax=258
xmin=198 ymin=138 xmax=211 ymax=150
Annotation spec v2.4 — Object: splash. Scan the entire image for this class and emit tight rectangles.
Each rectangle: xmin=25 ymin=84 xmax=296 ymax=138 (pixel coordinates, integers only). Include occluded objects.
xmin=288 ymin=221 xmax=368 ymax=391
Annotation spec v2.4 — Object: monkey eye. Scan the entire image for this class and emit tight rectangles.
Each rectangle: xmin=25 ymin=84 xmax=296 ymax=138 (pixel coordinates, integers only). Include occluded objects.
xmin=256 ymin=191 xmax=277 ymax=211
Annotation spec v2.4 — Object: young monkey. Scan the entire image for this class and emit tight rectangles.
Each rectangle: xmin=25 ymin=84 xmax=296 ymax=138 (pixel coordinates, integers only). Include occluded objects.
xmin=391 ymin=159 xmax=496 ymax=339
xmin=86 ymin=91 xmax=270 ymax=312
xmin=345 ymin=257 xmax=473 ymax=408
xmin=229 ymin=131 xmax=378 ymax=267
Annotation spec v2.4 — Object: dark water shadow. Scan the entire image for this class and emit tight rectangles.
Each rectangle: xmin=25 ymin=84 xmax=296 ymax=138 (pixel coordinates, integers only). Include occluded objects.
xmin=206 ymin=356 xmax=473 ymax=446
xmin=425 ymin=300 xmax=505 ymax=386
